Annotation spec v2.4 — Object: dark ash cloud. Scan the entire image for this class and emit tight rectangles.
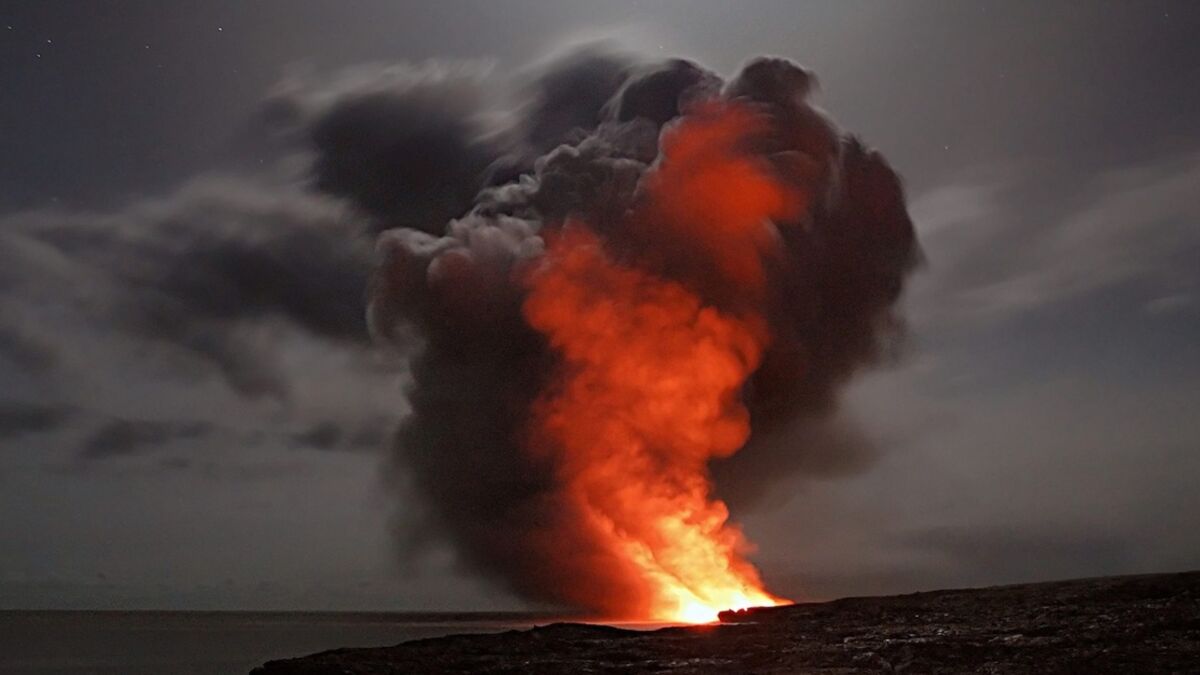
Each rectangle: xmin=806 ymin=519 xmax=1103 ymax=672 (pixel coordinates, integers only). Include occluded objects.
xmin=263 ymin=63 xmax=505 ymax=235
xmin=368 ymin=52 xmax=919 ymax=613
xmin=517 ymin=45 xmax=635 ymax=155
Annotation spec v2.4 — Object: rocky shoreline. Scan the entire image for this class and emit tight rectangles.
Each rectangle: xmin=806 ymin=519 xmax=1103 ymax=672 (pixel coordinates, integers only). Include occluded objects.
xmin=253 ymin=571 xmax=1200 ymax=673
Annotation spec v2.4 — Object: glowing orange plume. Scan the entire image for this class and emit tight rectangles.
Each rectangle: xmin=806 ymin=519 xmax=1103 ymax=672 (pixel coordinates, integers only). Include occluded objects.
xmin=521 ymin=102 xmax=799 ymax=622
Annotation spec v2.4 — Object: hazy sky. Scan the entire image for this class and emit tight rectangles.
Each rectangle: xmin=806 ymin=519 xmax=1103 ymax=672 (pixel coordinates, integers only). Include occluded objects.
xmin=1 ymin=1 xmax=1198 ymax=610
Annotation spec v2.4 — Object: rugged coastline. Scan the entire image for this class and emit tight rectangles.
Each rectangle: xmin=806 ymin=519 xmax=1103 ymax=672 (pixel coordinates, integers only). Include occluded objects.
xmin=253 ymin=571 xmax=1200 ymax=674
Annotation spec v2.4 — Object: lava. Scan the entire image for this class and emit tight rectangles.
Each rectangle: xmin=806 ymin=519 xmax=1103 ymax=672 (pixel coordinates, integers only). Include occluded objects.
xmin=521 ymin=103 xmax=798 ymax=622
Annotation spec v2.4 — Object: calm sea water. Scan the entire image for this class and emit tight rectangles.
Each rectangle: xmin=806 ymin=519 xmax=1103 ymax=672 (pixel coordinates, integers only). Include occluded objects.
xmin=0 ymin=610 xmax=566 ymax=675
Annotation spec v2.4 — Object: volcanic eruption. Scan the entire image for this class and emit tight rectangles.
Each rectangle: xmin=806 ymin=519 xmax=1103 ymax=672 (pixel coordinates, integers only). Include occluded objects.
xmin=366 ymin=52 xmax=918 ymax=622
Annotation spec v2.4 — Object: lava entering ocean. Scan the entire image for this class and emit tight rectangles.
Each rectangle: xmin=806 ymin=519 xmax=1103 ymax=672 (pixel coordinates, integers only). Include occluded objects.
xmin=368 ymin=53 xmax=917 ymax=623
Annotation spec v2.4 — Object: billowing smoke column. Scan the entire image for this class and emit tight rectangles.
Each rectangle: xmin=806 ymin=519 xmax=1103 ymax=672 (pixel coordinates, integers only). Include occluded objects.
xmin=366 ymin=52 xmax=918 ymax=621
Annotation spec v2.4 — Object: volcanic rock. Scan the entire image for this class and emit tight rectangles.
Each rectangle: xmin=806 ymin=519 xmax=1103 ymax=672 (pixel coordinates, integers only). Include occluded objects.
xmin=252 ymin=571 xmax=1200 ymax=673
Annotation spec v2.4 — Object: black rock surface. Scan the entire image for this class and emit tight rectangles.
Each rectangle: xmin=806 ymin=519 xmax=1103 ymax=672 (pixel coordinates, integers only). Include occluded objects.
xmin=252 ymin=571 xmax=1200 ymax=673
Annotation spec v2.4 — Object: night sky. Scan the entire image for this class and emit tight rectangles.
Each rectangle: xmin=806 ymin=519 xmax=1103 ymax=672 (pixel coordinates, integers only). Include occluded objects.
xmin=2 ymin=1 xmax=1199 ymax=611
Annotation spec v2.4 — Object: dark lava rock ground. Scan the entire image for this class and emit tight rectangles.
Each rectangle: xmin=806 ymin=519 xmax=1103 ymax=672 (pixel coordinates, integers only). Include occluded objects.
xmin=253 ymin=571 xmax=1200 ymax=673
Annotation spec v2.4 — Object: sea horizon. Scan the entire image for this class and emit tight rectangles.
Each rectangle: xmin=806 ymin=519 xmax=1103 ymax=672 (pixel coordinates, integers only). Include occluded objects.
xmin=0 ymin=608 xmax=595 ymax=675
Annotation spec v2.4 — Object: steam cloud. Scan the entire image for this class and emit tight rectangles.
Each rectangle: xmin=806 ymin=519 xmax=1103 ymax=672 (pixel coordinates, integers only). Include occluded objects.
xmin=316 ymin=49 xmax=918 ymax=613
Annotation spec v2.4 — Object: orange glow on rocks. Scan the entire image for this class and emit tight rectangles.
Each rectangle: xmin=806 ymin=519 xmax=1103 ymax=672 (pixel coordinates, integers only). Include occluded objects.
xmin=521 ymin=102 xmax=797 ymax=622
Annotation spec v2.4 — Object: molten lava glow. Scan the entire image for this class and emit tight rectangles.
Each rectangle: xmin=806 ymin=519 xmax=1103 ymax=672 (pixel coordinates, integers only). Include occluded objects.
xmin=524 ymin=230 xmax=786 ymax=622
xmin=521 ymin=102 xmax=797 ymax=622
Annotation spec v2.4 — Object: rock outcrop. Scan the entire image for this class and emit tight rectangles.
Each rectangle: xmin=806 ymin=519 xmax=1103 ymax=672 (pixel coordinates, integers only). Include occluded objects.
xmin=253 ymin=571 xmax=1200 ymax=673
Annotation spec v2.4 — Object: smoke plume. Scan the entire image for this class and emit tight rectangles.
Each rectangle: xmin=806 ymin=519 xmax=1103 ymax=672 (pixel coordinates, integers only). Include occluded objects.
xmin=359 ymin=50 xmax=918 ymax=620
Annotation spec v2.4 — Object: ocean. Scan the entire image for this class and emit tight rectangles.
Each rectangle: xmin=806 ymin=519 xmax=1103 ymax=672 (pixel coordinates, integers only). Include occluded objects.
xmin=0 ymin=610 xmax=565 ymax=675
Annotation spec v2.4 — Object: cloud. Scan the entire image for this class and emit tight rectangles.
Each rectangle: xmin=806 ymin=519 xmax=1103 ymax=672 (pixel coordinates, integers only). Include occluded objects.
xmin=898 ymin=524 xmax=1133 ymax=584
xmin=515 ymin=44 xmax=637 ymax=154
xmin=1144 ymin=293 xmax=1194 ymax=317
xmin=749 ymin=348 xmax=1200 ymax=601
xmin=287 ymin=416 xmax=394 ymax=453
xmin=910 ymin=152 xmax=1200 ymax=325
xmin=290 ymin=421 xmax=343 ymax=451
xmin=80 ymin=418 xmax=213 ymax=459
xmin=771 ymin=524 xmax=1134 ymax=601
xmin=262 ymin=61 xmax=505 ymax=235
xmin=0 ymin=401 xmax=74 ymax=441
xmin=346 ymin=420 xmax=390 ymax=451
xmin=265 ymin=46 xmax=664 ymax=238
xmin=0 ymin=176 xmax=372 ymax=400
xmin=0 ymin=316 xmax=58 ymax=373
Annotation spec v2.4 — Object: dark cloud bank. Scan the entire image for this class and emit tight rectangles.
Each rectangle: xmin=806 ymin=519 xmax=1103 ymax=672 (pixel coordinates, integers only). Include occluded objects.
xmin=0 ymin=178 xmax=371 ymax=402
